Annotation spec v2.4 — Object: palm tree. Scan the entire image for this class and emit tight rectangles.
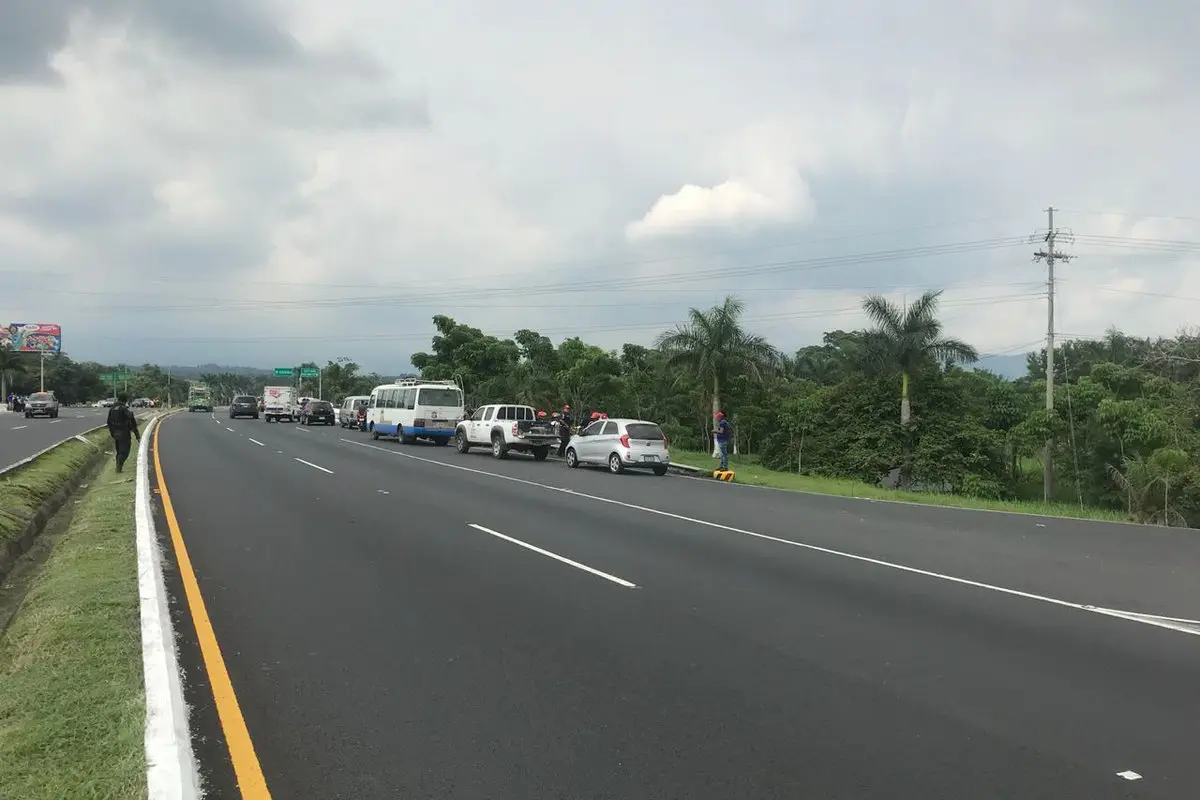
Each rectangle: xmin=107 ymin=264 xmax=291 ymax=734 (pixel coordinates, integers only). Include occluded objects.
xmin=861 ymin=290 xmax=978 ymax=425
xmin=655 ymin=295 xmax=780 ymax=456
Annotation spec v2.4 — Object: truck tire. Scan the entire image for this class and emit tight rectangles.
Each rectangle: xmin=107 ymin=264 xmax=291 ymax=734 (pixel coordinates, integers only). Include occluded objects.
xmin=532 ymin=446 xmax=549 ymax=461
xmin=491 ymin=434 xmax=509 ymax=460
xmin=455 ymin=431 xmax=471 ymax=453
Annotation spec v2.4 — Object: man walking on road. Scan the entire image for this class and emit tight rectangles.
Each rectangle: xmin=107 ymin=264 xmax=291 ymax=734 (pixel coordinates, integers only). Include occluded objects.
xmin=714 ymin=411 xmax=731 ymax=471
xmin=107 ymin=392 xmax=140 ymax=473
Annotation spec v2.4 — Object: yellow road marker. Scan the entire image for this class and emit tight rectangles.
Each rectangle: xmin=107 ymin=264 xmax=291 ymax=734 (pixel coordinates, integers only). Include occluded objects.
xmin=153 ymin=421 xmax=273 ymax=798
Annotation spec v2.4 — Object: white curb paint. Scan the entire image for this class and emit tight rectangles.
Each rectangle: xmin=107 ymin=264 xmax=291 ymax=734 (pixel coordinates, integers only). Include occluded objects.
xmin=135 ymin=415 xmax=203 ymax=799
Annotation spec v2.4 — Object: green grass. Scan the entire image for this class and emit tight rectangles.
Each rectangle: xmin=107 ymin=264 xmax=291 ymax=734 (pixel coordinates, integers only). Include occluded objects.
xmin=0 ymin=444 xmax=147 ymax=800
xmin=0 ymin=429 xmax=111 ymax=547
xmin=670 ymin=448 xmax=1128 ymax=522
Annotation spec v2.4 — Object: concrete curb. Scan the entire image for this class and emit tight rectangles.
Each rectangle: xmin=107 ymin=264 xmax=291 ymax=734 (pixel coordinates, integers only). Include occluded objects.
xmin=135 ymin=414 xmax=202 ymax=799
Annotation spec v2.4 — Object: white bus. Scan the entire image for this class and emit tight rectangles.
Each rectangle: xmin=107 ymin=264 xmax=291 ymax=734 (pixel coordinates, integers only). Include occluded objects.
xmin=366 ymin=378 xmax=465 ymax=445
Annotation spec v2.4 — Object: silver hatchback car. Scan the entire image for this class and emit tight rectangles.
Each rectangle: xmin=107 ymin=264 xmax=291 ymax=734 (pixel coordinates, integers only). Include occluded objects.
xmin=564 ymin=417 xmax=671 ymax=476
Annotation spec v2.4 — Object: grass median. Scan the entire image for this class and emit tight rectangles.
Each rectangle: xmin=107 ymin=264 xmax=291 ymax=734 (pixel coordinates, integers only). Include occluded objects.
xmin=0 ymin=428 xmax=111 ymax=548
xmin=670 ymin=448 xmax=1127 ymax=523
xmin=0 ymin=438 xmax=147 ymax=800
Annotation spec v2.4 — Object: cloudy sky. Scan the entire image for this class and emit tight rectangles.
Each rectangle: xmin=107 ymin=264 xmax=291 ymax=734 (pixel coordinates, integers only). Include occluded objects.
xmin=2 ymin=0 xmax=1198 ymax=374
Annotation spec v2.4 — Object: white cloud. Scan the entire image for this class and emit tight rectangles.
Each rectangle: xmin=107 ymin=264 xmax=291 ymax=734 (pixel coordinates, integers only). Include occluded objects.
xmin=625 ymin=174 xmax=817 ymax=241
xmin=0 ymin=0 xmax=1198 ymax=372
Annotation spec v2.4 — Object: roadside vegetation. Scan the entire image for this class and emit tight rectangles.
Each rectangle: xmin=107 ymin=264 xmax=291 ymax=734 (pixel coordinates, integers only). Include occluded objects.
xmin=0 ymin=444 xmax=146 ymax=800
xmin=405 ymin=294 xmax=1200 ymax=527
xmin=669 ymin=447 xmax=1126 ymax=521
xmin=0 ymin=429 xmax=109 ymax=546
xmin=5 ymin=291 xmax=1199 ymax=526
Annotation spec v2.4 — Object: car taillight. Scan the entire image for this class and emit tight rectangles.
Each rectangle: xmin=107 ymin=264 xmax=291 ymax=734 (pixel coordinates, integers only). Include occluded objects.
xmin=663 ymin=434 xmax=669 ymax=448
xmin=619 ymin=434 xmax=630 ymax=448
xmin=512 ymin=423 xmax=520 ymax=436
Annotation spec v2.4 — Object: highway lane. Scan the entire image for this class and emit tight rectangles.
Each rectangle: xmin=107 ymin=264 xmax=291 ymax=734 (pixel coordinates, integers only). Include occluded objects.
xmin=0 ymin=407 xmax=113 ymax=469
xmin=157 ymin=411 xmax=1200 ymax=798
xmin=271 ymin=414 xmax=1200 ymax=621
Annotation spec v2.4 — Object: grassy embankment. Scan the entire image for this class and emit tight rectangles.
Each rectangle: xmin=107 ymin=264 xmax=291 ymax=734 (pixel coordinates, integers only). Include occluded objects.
xmin=0 ymin=431 xmax=147 ymax=799
xmin=670 ymin=447 xmax=1126 ymax=523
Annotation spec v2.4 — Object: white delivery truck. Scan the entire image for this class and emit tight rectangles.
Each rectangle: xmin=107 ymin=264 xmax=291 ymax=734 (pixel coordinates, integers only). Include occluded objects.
xmin=263 ymin=385 xmax=296 ymax=423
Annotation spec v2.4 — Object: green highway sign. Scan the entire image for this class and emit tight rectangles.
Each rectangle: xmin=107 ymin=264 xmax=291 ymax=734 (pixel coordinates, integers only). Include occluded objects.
xmin=274 ymin=367 xmax=296 ymax=377
xmin=300 ymin=367 xmax=319 ymax=378
xmin=99 ymin=372 xmax=133 ymax=381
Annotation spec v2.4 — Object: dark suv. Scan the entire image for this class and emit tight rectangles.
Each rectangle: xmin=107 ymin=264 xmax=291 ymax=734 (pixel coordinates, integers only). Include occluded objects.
xmin=300 ymin=400 xmax=335 ymax=426
xmin=229 ymin=395 xmax=260 ymax=419
xmin=25 ymin=391 xmax=60 ymax=418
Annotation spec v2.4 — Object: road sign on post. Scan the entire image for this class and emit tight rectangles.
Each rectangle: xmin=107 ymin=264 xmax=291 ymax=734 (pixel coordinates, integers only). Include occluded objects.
xmin=274 ymin=367 xmax=296 ymax=378
xmin=300 ymin=367 xmax=319 ymax=378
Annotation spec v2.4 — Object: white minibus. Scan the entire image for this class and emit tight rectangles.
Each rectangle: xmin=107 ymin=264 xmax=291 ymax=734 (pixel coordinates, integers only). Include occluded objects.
xmin=367 ymin=378 xmax=464 ymax=445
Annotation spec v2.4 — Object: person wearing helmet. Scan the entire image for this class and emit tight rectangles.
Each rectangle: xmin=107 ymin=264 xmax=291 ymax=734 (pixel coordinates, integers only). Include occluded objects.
xmin=558 ymin=404 xmax=573 ymax=456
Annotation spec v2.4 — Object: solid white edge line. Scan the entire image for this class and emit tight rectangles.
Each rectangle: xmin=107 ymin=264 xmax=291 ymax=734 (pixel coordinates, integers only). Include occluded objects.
xmin=225 ymin=427 xmax=235 ymax=432
xmin=341 ymin=438 xmax=1200 ymax=638
xmin=135 ymin=414 xmax=202 ymax=799
xmin=294 ymin=457 xmax=332 ymax=474
xmin=466 ymin=523 xmax=637 ymax=588
xmin=247 ymin=438 xmax=265 ymax=447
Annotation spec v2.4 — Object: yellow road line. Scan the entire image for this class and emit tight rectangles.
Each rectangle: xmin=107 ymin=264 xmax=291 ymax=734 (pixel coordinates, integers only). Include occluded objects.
xmin=153 ymin=419 xmax=273 ymax=798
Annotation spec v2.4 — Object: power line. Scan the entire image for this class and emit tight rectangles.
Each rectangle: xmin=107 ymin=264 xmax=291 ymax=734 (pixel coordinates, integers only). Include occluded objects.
xmin=1058 ymin=209 xmax=1200 ymax=224
xmin=0 ymin=236 xmax=1031 ymax=313
xmin=0 ymin=213 xmax=1032 ymax=290
xmin=75 ymin=292 xmax=1041 ymax=344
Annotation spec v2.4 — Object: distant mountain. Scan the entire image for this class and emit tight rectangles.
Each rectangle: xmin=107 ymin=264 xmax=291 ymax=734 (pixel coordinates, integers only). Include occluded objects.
xmin=975 ymin=353 xmax=1030 ymax=380
xmin=164 ymin=364 xmax=273 ymax=379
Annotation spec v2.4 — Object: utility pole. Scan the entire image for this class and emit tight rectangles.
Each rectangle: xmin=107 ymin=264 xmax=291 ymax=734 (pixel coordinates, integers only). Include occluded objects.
xmin=1032 ymin=207 xmax=1074 ymax=503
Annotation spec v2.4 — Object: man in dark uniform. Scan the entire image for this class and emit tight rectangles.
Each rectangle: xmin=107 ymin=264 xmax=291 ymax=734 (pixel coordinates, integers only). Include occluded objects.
xmin=107 ymin=392 xmax=140 ymax=473
xmin=557 ymin=404 xmax=573 ymax=456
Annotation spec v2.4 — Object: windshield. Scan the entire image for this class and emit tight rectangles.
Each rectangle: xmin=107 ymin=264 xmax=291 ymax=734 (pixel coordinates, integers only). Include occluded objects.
xmin=352 ymin=399 xmax=368 ymax=409
xmin=310 ymin=401 xmax=332 ymax=411
xmin=625 ymin=423 xmax=664 ymax=440
xmin=418 ymin=388 xmax=462 ymax=407
xmin=31 ymin=392 xmax=52 ymax=401
xmin=234 ymin=396 xmax=256 ymax=403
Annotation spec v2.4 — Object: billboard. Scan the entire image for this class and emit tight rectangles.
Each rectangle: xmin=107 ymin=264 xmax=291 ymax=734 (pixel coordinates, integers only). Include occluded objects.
xmin=3 ymin=323 xmax=62 ymax=353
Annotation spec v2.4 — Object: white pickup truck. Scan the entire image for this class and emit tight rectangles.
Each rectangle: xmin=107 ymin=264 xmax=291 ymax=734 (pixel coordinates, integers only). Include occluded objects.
xmin=454 ymin=403 xmax=560 ymax=461
xmin=263 ymin=386 xmax=296 ymax=423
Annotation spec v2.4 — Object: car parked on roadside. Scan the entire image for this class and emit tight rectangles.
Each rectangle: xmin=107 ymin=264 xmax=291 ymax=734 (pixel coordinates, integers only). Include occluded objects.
xmin=564 ymin=417 xmax=670 ymax=475
xmin=454 ymin=403 xmax=559 ymax=460
xmin=300 ymin=399 xmax=335 ymax=426
xmin=338 ymin=395 xmax=370 ymax=430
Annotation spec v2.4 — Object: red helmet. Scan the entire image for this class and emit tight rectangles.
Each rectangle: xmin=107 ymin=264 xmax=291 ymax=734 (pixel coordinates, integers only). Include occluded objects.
xmin=537 ymin=410 xmax=547 ymax=417
xmin=599 ymin=412 xmax=608 ymax=419
xmin=590 ymin=411 xmax=600 ymax=420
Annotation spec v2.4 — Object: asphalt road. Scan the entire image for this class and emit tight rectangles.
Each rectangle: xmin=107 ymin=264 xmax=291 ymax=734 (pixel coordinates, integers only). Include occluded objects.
xmin=0 ymin=407 xmax=113 ymax=470
xmin=154 ymin=409 xmax=1200 ymax=799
